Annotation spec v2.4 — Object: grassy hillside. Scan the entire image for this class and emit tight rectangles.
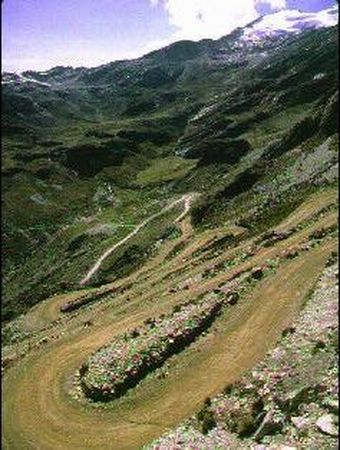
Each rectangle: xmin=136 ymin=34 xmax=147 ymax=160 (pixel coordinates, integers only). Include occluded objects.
xmin=2 ymin=26 xmax=338 ymax=322
xmin=1 ymin=19 xmax=338 ymax=450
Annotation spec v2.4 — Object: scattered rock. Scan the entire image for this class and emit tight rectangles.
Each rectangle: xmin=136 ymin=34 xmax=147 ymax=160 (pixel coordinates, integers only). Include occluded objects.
xmin=226 ymin=292 xmax=240 ymax=306
xmin=262 ymin=230 xmax=292 ymax=246
xmin=219 ymin=284 xmax=232 ymax=294
xmin=291 ymin=415 xmax=310 ymax=430
xmin=315 ymin=414 xmax=338 ymax=436
xmin=83 ymin=320 xmax=93 ymax=328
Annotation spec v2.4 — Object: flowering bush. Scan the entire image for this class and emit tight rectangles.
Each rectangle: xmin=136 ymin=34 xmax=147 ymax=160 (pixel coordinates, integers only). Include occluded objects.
xmin=80 ymin=297 xmax=223 ymax=400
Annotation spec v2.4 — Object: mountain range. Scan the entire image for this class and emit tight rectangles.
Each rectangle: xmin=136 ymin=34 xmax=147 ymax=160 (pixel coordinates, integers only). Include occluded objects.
xmin=2 ymin=4 xmax=338 ymax=321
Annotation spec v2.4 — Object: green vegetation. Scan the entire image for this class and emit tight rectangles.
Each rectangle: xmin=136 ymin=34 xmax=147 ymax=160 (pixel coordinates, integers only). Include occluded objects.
xmin=2 ymin=24 xmax=338 ymax=321
xmin=137 ymin=156 xmax=197 ymax=186
xmin=1 ymin=20 xmax=338 ymax=450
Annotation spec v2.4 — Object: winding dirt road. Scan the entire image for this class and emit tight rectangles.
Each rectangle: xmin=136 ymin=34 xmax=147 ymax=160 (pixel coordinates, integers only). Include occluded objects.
xmin=2 ymin=190 xmax=337 ymax=450
xmin=2 ymin=239 xmax=336 ymax=449
xmin=80 ymin=194 xmax=196 ymax=286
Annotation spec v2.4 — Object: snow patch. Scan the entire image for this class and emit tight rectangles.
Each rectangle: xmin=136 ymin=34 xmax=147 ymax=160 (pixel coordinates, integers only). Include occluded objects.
xmin=242 ymin=5 xmax=338 ymax=42
xmin=1 ymin=72 xmax=52 ymax=87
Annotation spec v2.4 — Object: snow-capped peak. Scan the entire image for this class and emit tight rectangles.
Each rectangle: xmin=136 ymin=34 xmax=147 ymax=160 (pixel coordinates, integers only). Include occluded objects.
xmin=242 ymin=5 xmax=338 ymax=42
xmin=2 ymin=72 xmax=52 ymax=87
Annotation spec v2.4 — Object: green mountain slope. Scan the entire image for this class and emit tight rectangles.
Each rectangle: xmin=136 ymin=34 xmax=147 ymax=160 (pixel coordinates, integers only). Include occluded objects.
xmin=1 ymin=22 xmax=338 ymax=323
xmin=1 ymin=11 xmax=339 ymax=450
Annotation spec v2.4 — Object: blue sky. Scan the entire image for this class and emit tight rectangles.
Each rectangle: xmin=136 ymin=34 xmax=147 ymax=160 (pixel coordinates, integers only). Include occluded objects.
xmin=2 ymin=0 xmax=337 ymax=72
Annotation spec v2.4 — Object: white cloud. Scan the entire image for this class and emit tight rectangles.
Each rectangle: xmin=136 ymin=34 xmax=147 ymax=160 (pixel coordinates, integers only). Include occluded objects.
xmin=150 ymin=0 xmax=287 ymax=42
xmin=263 ymin=0 xmax=286 ymax=10
xmin=256 ymin=0 xmax=286 ymax=12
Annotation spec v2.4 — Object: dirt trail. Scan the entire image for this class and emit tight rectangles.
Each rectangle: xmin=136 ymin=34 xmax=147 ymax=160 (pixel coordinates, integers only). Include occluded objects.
xmin=6 ymin=207 xmax=337 ymax=347
xmin=2 ymin=241 xmax=335 ymax=450
xmin=80 ymin=194 xmax=196 ymax=286
xmin=2 ymin=190 xmax=337 ymax=449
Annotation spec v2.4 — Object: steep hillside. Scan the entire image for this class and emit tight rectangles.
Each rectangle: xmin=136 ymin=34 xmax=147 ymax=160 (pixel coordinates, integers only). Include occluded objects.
xmin=1 ymin=7 xmax=339 ymax=449
xmin=2 ymin=16 xmax=338 ymax=321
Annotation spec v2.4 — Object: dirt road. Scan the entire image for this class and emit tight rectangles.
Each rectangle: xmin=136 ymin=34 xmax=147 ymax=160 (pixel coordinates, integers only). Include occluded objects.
xmin=80 ymin=194 xmax=196 ymax=286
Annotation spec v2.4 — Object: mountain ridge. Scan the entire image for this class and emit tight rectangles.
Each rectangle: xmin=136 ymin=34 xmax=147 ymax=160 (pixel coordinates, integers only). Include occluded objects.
xmin=2 ymin=5 xmax=338 ymax=83
xmin=2 ymin=6 xmax=338 ymax=323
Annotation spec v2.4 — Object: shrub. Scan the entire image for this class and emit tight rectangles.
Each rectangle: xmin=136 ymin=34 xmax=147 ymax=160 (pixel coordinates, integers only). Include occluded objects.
xmin=201 ymin=409 xmax=217 ymax=435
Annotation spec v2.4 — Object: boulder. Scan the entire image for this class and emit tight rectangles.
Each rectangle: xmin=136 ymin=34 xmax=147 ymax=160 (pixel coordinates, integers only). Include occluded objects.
xmin=291 ymin=415 xmax=310 ymax=430
xmin=315 ymin=414 xmax=338 ymax=436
